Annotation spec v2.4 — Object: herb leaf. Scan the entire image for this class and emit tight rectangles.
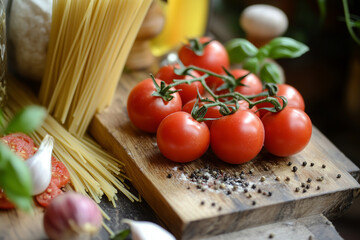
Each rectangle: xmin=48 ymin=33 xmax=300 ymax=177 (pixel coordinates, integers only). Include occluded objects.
xmin=242 ymin=57 xmax=260 ymax=74
xmin=111 ymin=229 xmax=131 ymax=240
xmin=226 ymin=38 xmax=258 ymax=63
xmin=0 ymin=142 xmax=33 ymax=212
xmin=260 ymin=62 xmax=282 ymax=84
xmin=4 ymin=105 xmax=46 ymax=135
xmin=266 ymin=37 xmax=309 ymax=59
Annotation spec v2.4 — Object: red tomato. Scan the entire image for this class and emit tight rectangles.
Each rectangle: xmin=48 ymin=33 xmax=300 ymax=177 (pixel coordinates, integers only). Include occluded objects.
xmin=210 ymin=110 xmax=264 ymax=164
xmin=262 ymin=107 xmax=312 ymax=157
xmin=35 ymin=182 xmax=63 ymax=207
xmin=256 ymin=84 xmax=305 ymax=118
xmin=1 ymin=133 xmax=37 ymax=159
xmin=182 ymin=98 xmax=222 ymax=128
xmin=178 ymin=37 xmax=230 ymax=90
xmin=0 ymin=189 xmax=15 ymax=209
xmin=127 ymin=78 xmax=182 ymax=133
xmin=155 ymin=64 xmax=204 ymax=104
xmin=51 ymin=157 xmax=70 ymax=188
xmin=232 ymin=69 xmax=263 ymax=96
xmin=157 ymin=111 xmax=210 ymax=163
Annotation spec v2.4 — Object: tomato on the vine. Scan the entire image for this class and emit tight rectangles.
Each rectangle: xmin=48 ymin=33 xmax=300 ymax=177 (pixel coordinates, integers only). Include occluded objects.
xmin=127 ymin=78 xmax=182 ymax=133
xmin=157 ymin=111 xmax=210 ymax=163
xmin=178 ymin=37 xmax=230 ymax=90
xmin=182 ymin=98 xmax=222 ymax=128
xmin=231 ymin=69 xmax=263 ymax=96
xmin=155 ymin=64 xmax=204 ymax=105
xmin=262 ymin=107 xmax=312 ymax=157
xmin=256 ymin=84 xmax=305 ymax=118
xmin=210 ymin=110 xmax=264 ymax=164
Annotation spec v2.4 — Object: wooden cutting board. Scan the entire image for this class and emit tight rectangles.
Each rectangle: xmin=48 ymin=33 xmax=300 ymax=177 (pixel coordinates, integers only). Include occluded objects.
xmin=89 ymin=71 xmax=360 ymax=239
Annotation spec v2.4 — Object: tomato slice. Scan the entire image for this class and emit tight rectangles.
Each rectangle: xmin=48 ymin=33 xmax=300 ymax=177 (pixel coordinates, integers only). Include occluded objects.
xmin=51 ymin=156 xmax=70 ymax=188
xmin=1 ymin=133 xmax=37 ymax=159
xmin=35 ymin=182 xmax=63 ymax=207
xmin=0 ymin=189 xmax=15 ymax=209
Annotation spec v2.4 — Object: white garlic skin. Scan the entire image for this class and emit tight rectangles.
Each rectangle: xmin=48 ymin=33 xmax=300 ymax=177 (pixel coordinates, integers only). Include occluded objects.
xmin=26 ymin=134 xmax=53 ymax=195
xmin=43 ymin=192 xmax=103 ymax=240
xmin=122 ymin=219 xmax=175 ymax=240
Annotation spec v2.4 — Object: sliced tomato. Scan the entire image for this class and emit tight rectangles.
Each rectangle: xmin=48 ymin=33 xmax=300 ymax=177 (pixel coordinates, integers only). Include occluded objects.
xmin=51 ymin=156 xmax=70 ymax=188
xmin=35 ymin=182 xmax=63 ymax=207
xmin=0 ymin=189 xmax=15 ymax=209
xmin=1 ymin=133 xmax=37 ymax=159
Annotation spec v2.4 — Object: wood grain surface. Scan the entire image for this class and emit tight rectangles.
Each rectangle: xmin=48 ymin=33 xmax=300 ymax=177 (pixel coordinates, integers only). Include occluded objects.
xmin=89 ymin=71 xmax=360 ymax=239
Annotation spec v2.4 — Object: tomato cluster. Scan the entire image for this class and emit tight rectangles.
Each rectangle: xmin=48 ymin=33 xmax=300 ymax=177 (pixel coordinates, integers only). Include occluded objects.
xmin=0 ymin=133 xmax=70 ymax=209
xmin=127 ymin=37 xmax=312 ymax=164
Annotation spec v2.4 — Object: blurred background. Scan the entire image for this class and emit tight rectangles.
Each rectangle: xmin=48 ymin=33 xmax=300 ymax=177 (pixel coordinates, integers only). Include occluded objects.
xmin=206 ymin=0 xmax=360 ymax=239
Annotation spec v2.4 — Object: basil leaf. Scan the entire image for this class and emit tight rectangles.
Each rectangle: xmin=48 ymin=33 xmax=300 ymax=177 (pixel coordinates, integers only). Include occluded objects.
xmin=0 ymin=142 xmax=33 ymax=212
xmin=226 ymin=38 xmax=258 ymax=63
xmin=266 ymin=37 xmax=309 ymax=59
xmin=4 ymin=105 xmax=46 ymax=135
xmin=111 ymin=229 xmax=131 ymax=240
xmin=260 ymin=62 xmax=282 ymax=84
xmin=242 ymin=57 xmax=260 ymax=74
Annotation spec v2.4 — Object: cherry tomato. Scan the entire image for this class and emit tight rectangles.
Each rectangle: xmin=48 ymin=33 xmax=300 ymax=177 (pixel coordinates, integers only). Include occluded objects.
xmin=210 ymin=110 xmax=264 ymax=164
xmin=0 ymin=189 xmax=15 ymax=209
xmin=127 ymin=78 xmax=182 ymax=133
xmin=155 ymin=64 xmax=204 ymax=104
xmin=262 ymin=107 xmax=312 ymax=157
xmin=35 ymin=182 xmax=63 ymax=207
xmin=157 ymin=111 xmax=210 ymax=163
xmin=182 ymin=98 xmax=222 ymax=128
xmin=256 ymin=84 xmax=305 ymax=118
xmin=178 ymin=37 xmax=230 ymax=90
xmin=1 ymin=133 xmax=37 ymax=159
xmin=51 ymin=157 xmax=70 ymax=188
xmin=232 ymin=69 xmax=263 ymax=96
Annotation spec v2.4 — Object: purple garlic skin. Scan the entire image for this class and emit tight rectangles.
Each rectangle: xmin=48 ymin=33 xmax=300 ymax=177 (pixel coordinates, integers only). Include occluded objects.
xmin=43 ymin=192 xmax=103 ymax=240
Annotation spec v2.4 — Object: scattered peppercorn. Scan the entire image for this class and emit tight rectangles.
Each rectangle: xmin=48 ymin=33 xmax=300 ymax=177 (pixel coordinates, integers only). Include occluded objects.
xmin=268 ymin=192 xmax=272 ymax=197
xmin=310 ymin=163 xmax=314 ymax=167
xmin=244 ymin=188 xmax=248 ymax=193
xmin=252 ymin=201 xmax=256 ymax=206
xmin=301 ymin=182 xmax=306 ymax=188
xmin=285 ymin=176 xmax=290 ymax=181
xmin=258 ymin=189 xmax=262 ymax=193
xmin=218 ymin=206 xmax=222 ymax=211
xmin=260 ymin=176 xmax=266 ymax=182
xmin=316 ymin=186 xmax=321 ymax=190
xmin=252 ymin=184 xmax=256 ymax=189
xmin=292 ymin=166 xmax=298 ymax=172
xmin=295 ymin=187 xmax=300 ymax=192
xmin=211 ymin=202 xmax=216 ymax=207
xmin=167 ymin=173 xmax=172 ymax=178
xmin=307 ymin=178 xmax=312 ymax=183
xmin=275 ymin=176 xmax=280 ymax=181
xmin=303 ymin=188 xmax=307 ymax=193
xmin=287 ymin=162 xmax=292 ymax=166
xmin=306 ymin=184 xmax=310 ymax=189
xmin=302 ymin=161 xmax=307 ymax=166
xmin=316 ymin=176 xmax=324 ymax=182
xmin=322 ymin=164 xmax=326 ymax=169
xmin=200 ymin=201 xmax=205 ymax=205
xmin=336 ymin=174 xmax=341 ymax=179
xmin=269 ymin=233 xmax=274 ymax=239
xmin=187 ymin=186 xmax=190 ymax=190
xmin=249 ymin=169 xmax=254 ymax=174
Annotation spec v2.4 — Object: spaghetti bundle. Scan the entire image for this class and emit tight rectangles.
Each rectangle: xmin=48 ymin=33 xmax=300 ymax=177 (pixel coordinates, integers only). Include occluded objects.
xmin=4 ymin=77 xmax=138 ymax=204
xmin=39 ymin=0 xmax=152 ymax=137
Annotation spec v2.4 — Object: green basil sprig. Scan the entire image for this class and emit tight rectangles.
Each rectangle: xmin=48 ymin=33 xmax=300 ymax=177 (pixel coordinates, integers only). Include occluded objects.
xmin=0 ymin=105 xmax=46 ymax=212
xmin=226 ymin=37 xmax=309 ymax=84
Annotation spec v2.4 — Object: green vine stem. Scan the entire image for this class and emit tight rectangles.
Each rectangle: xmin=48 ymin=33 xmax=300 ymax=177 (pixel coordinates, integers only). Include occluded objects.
xmin=342 ymin=0 xmax=360 ymax=45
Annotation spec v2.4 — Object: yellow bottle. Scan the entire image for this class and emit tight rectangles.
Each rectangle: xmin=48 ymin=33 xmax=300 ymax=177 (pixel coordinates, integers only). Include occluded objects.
xmin=150 ymin=0 xmax=210 ymax=57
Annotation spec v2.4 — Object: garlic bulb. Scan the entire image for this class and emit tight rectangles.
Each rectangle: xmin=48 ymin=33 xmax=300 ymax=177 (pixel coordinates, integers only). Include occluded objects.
xmin=122 ymin=219 xmax=175 ymax=240
xmin=26 ymin=134 xmax=54 ymax=195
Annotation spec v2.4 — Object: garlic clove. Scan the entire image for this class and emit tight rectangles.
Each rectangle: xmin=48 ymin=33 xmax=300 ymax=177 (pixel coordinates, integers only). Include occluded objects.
xmin=26 ymin=134 xmax=54 ymax=195
xmin=122 ymin=219 xmax=175 ymax=240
